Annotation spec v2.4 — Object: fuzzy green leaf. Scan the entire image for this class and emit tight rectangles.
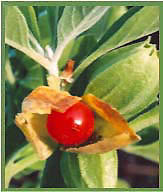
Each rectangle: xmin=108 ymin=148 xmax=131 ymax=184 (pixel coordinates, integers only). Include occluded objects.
xmin=78 ymin=151 xmax=117 ymax=188
xmin=58 ymin=40 xmax=75 ymax=69
xmin=61 ymin=153 xmax=87 ymax=188
xmin=124 ymin=106 xmax=159 ymax=162
xmin=73 ymin=6 xmax=159 ymax=80
xmin=85 ymin=41 xmax=159 ymax=119
xmin=86 ymin=6 xmax=127 ymax=41
xmin=51 ymin=6 xmax=110 ymax=73
xmin=129 ymin=105 xmax=159 ymax=132
xmin=68 ymin=35 xmax=97 ymax=68
xmin=106 ymin=6 xmax=128 ymax=29
xmin=57 ymin=6 xmax=110 ymax=45
xmin=61 ymin=151 xmax=117 ymax=188
xmin=38 ymin=8 xmax=52 ymax=48
xmin=19 ymin=6 xmax=40 ymax=41
xmin=47 ymin=6 xmax=64 ymax=48
xmin=5 ymin=6 xmax=30 ymax=48
xmin=5 ymin=6 xmax=51 ymax=71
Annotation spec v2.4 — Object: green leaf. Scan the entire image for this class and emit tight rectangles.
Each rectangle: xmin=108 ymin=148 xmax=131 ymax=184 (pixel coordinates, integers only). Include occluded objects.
xmin=5 ymin=6 xmax=29 ymax=48
xmin=123 ymin=104 xmax=159 ymax=162
xmin=47 ymin=6 xmax=64 ymax=48
xmin=135 ymin=126 xmax=159 ymax=146
xmin=70 ymin=40 xmax=147 ymax=96
xmin=57 ymin=6 xmax=110 ymax=46
xmin=38 ymin=8 xmax=52 ymax=48
xmin=78 ymin=151 xmax=117 ymax=188
xmin=51 ymin=6 xmax=110 ymax=73
xmin=73 ymin=6 xmax=159 ymax=80
xmin=60 ymin=153 xmax=87 ymax=188
xmin=19 ymin=6 xmax=40 ymax=41
xmin=61 ymin=151 xmax=117 ymax=188
xmin=106 ymin=6 xmax=128 ymax=29
xmin=129 ymin=105 xmax=159 ymax=132
xmin=70 ymin=35 xmax=97 ymax=65
xmin=87 ymin=40 xmax=148 ymax=81
xmin=5 ymin=144 xmax=42 ymax=188
xmin=14 ymin=161 xmax=45 ymax=181
xmin=5 ymin=5 xmax=34 ymax=61
xmin=86 ymin=6 xmax=127 ymax=41
xmin=84 ymin=41 xmax=159 ymax=119
xmin=59 ymin=35 xmax=97 ymax=70
xmin=58 ymin=40 xmax=75 ymax=69
xmin=12 ymin=150 xmax=45 ymax=180
xmin=123 ymin=140 xmax=159 ymax=163
xmin=5 ymin=6 xmax=51 ymax=71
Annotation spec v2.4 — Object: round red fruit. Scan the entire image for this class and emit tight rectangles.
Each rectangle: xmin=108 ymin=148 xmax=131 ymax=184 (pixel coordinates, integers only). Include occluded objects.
xmin=47 ymin=102 xmax=94 ymax=146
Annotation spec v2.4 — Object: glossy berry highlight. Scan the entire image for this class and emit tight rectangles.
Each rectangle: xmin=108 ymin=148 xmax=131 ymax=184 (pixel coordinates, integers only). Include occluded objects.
xmin=47 ymin=102 xmax=94 ymax=146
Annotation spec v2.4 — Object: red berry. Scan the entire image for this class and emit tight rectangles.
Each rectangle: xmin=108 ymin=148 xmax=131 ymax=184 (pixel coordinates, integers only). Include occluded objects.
xmin=47 ymin=102 xmax=94 ymax=146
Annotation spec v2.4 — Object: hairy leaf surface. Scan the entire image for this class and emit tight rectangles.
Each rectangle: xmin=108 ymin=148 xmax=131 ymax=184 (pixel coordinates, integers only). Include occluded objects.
xmin=5 ymin=6 xmax=51 ymax=71
xmin=85 ymin=41 xmax=159 ymax=119
xmin=78 ymin=151 xmax=117 ymax=188
xmin=73 ymin=6 xmax=159 ymax=80
xmin=52 ymin=6 xmax=110 ymax=71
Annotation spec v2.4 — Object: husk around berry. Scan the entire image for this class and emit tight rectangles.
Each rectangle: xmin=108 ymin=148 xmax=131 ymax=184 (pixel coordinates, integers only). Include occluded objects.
xmin=15 ymin=85 xmax=140 ymax=160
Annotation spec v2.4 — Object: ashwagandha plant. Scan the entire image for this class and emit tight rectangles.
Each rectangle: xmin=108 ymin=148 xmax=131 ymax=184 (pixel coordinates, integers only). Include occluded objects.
xmin=5 ymin=5 xmax=159 ymax=188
